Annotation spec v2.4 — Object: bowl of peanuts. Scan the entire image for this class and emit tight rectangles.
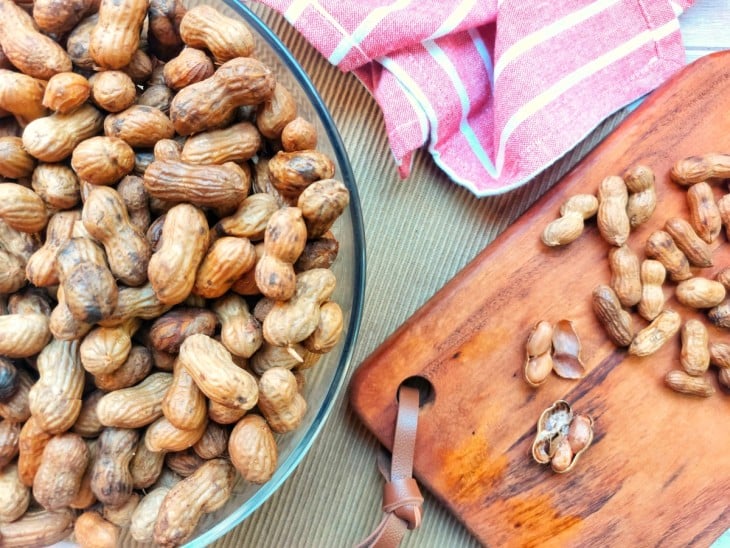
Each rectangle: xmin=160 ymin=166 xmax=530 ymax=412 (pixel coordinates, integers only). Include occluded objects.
xmin=0 ymin=0 xmax=365 ymax=544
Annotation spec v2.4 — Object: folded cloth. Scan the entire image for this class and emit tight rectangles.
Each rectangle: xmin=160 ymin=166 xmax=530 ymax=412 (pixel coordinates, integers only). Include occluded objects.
xmin=257 ymin=0 xmax=694 ymax=196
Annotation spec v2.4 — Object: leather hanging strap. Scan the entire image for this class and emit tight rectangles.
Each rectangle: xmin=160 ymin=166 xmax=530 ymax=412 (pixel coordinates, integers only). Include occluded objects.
xmin=356 ymin=385 xmax=424 ymax=548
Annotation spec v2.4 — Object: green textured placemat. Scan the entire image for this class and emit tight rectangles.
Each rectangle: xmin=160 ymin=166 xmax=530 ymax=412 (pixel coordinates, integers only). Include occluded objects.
xmin=212 ymin=3 xmax=628 ymax=547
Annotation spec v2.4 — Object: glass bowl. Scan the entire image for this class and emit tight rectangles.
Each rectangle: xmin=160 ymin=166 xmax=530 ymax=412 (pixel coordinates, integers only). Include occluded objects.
xmin=169 ymin=1 xmax=365 ymax=545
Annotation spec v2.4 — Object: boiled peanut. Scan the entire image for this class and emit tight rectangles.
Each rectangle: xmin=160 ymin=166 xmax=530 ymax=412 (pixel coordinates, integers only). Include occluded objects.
xmin=207 ymin=398 xmax=246 ymax=424
xmin=71 ymin=136 xmax=135 ymax=185
xmin=161 ymin=360 xmax=207 ymax=431
xmin=29 ymin=338 xmax=84 ymax=434
xmin=179 ymin=333 xmax=258 ymax=411
xmin=282 ymin=116 xmax=318 ymax=152
xmin=90 ymin=427 xmax=138 ymax=507
xmin=33 ymin=0 xmax=96 ymax=38
xmin=0 ymin=222 xmax=39 ymax=266
xmin=144 ymin=159 xmax=249 ymax=210
xmin=170 ymin=57 xmax=275 ymax=135
xmin=592 ymin=284 xmax=634 ymax=347
xmin=295 ymin=231 xmax=340 ymax=271
xmin=597 ymin=175 xmax=630 ymax=246
xmin=130 ymin=486 xmax=170 ymax=543
xmin=624 ymin=164 xmax=656 ymax=227
xmin=123 ymin=48 xmax=155 ymax=84
xmin=0 ymin=183 xmax=47 ymax=233
xmin=90 ymin=70 xmax=136 ymax=113
xmin=148 ymin=203 xmax=209 ymax=306
xmin=628 ymin=309 xmax=681 ymax=357
xmin=0 ymin=366 xmax=33 ymax=423
xmin=304 ymin=300 xmax=344 ymax=354
xmin=165 ymin=448 xmax=205 ymax=477
xmin=0 ymin=420 xmax=21 ymax=469
xmin=105 ymin=105 xmax=176 ymax=148
xmin=0 ymin=314 xmax=51 ymax=358
xmin=718 ymin=193 xmax=730 ymax=240
xmin=298 ymin=179 xmax=350 ymax=239
xmin=193 ymin=421 xmax=229 ymax=460
xmin=263 ymin=268 xmax=337 ymax=349
xmin=194 ymin=237 xmax=256 ymax=298
xmin=117 ymin=175 xmax=151 ymax=233
xmin=154 ymin=458 xmax=235 ymax=546
xmin=0 ymin=70 xmax=47 ymax=125
xmin=138 ymin=84 xmax=174 ymax=113
xmin=92 ymin=346 xmax=151 ymax=395
xmin=31 ymin=163 xmax=81 ymax=210
xmin=148 ymin=307 xmax=217 ymax=353
xmin=66 ymin=13 xmax=98 ymax=70
xmin=144 ymin=415 xmax=207 ymax=453
xmin=228 ymin=414 xmax=277 ymax=483
xmin=182 ymin=121 xmax=261 ymax=165
xmin=664 ymin=217 xmax=712 ymax=268
xmin=664 ymin=370 xmax=715 ymax=397
xmin=680 ymin=319 xmax=710 ymax=377
xmin=33 ymin=432 xmax=89 ymax=510
xmin=96 ymin=372 xmax=173 ymax=428
xmin=608 ymin=244 xmax=641 ymax=308
xmin=268 ymin=150 xmax=336 ymax=202
xmin=0 ymin=136 xmax=35 ymax=179
xmin=179 ymin=5 xmax=254 ymax=63
xmin=0 ymin=248 xmax=26 ymax=295
xmin=645 ymin=230 xmax=692 ymax=282
xmin=256 ymin=82 xmax=297 ymax=139
xmin=163 ymin=47 xmax=214 ymax=90
xmin=250 ymin=341 xmax=307 ymax=376
xmin=147 ymin=0 xmax=186 ymax=60
xmin=17 ymin=416 xmax=51 ymax=486
xmin=709 ymin=342 xmax=730 ymax=368
xmin=708 ymin=299 xmax=730 ymax=328
xmin=686 ymin=181 xmax=721 ymax=243
xmin=98 ymin=282 xmax=171 ymax=327
xmin=255 ymin=207 xmax=307 ymax=301
xmin=0 ymin=0 xmax=72 ymax=79
xmin=102 ymin=491 xmax=140 ymax=526
xmin=638 ymin=260 xmax=666 ymax=321
xmin=49 ymin=285 xmax=94 ymax=340
xmin=80 ymin=319 xmax=140 ymax=375
xmin=0 ymin=508 xmax=75 ymax=547
xmin=675 ymin=277 xmax=726 ymax=309
xmin=89 ymin=0 xmax=149 ymax=69
xmin=74 ymin=511 xmax=119 ymax=548
xmin=72 ymin=390 xmax=105 ymax=438
xmin=670 ymin=153 xmax=730 ymax=185
xmin=22 ymin=104 xmax=104 ymax=163
xmin=82 ymin=185 xmax=151 ymax=286
xmin=214 ymin=293 xmax=263 ymax=358
xmin=26 ymin=210 xmax=79 ymax=287
xmin=41 ymin=72 xmax=90 ymax=116
xmin=258 ymin=367 xmax=306 ymax=433
xmin=0 ymin=463 xmax=30 ymax=523
xmin=130 ymin=437 xmax=165 ymax=489
xmin=213 ymin=192 xmax=278 ymax=241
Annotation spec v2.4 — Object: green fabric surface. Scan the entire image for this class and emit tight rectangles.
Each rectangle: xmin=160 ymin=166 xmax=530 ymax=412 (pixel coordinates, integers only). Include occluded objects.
xmin=212 ymin=3 xmax=628 ymax=547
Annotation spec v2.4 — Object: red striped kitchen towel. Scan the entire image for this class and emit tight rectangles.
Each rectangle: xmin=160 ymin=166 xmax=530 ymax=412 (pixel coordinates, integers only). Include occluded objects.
xmin=258 ymin=0 xmax=694 ymax=196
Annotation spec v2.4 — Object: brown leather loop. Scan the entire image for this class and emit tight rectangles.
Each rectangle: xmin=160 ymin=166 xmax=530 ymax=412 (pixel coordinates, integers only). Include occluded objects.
xmin=383 ymin=477 xmax=423 ymax=529
xmin=356 ymin=384 xmax=423 ymax=548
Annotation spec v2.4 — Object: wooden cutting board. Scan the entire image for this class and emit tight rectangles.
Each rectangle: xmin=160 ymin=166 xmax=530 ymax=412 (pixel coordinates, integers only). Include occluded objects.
xmin=349 ymin=51 xmax=730 ymax=547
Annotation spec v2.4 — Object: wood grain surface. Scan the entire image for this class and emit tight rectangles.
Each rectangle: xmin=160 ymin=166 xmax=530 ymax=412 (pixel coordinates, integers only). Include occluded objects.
xmin=349 ymin=51 xmax=730 ymax=547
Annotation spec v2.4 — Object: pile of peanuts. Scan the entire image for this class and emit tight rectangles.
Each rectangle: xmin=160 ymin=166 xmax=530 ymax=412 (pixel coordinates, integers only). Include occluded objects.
xmin=540 ymin=153 xmax=730 ymax=398
xmin=0 ymin=0 xmax=351 ymax=545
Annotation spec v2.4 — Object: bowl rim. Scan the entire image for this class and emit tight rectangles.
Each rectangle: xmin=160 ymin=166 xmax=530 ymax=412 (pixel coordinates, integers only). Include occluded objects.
xmin=186 ymin=1 xmax=366 ymax=546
